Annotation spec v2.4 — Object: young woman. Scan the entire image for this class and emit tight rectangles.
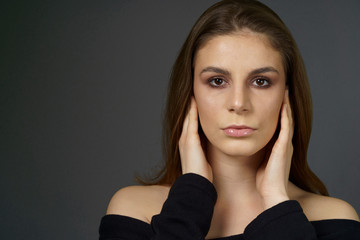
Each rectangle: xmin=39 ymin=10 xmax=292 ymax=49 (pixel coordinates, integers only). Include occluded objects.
xmin=99 ymin=0 xmax=360 ymax=239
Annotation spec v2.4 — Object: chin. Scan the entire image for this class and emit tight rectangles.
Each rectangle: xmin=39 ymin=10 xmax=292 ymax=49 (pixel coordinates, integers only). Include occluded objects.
xmin=208 ymin=138 xmax=268 ymax=158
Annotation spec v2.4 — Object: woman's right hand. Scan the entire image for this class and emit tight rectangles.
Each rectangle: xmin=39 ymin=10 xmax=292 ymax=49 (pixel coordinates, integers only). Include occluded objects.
xmin=179 ymin=97 xmax=213 ymax=182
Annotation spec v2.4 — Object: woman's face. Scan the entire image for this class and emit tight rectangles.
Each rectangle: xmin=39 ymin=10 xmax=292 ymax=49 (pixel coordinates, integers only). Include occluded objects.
xmin=193 ymin=31 xmax=286 ymax=157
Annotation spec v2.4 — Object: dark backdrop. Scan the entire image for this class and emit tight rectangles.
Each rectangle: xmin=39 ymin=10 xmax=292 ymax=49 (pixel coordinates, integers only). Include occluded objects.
xmin=1 ymin=1 xmax=359 ymax=239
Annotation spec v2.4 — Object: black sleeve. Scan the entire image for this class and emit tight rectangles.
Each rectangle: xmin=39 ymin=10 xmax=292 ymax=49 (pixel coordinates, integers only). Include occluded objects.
xmin=99 ymin=173 xmax=217 ymax=240
xmin=151 ymin=173 xmax=217 ymax=239
xmin=244 ymin=200 xmax=317 ymax=239
xmin=243 ymin=200 xmax=360 ymax=240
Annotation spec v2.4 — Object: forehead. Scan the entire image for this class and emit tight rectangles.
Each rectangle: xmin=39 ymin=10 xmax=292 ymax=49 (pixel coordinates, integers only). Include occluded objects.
xmin=194 ymin=31 xmax=284 ymax=75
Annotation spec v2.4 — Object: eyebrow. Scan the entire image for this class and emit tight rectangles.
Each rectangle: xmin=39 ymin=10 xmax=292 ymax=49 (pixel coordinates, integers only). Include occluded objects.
xmin=200 ymin=66 xmax=231 ymax=76
xmin=200 ymin=66 xmax=280 ymax=77
xmin=250 ymin=67 xmax=279 ymax=75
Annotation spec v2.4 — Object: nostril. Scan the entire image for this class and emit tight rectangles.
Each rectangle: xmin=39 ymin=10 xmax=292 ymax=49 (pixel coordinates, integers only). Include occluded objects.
xmin=228 ymin=105 xmax=249 ymax=113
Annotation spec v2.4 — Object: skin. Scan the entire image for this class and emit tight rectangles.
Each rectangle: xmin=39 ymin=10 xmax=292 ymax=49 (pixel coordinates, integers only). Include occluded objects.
xmin=180 ymin=31 xmax=292 ymax=236
xmin=189 ymin=31 xmax=290 ymax=209
xmin=106 ymin=30 xmax=359 ymax=239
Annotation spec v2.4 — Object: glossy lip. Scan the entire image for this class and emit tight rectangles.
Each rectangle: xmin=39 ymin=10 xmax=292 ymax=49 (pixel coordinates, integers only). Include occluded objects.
xmin=223 ymin=124 xmax=254 ymax=129
xmin=222 ymin=125 xmax=256 ymax=137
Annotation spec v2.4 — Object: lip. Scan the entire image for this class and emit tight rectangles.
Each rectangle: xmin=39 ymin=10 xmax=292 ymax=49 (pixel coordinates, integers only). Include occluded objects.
xmin=222 ymin=125 xmax=255 ymax=137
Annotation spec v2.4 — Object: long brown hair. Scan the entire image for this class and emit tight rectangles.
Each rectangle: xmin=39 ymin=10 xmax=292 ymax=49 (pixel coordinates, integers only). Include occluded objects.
xmin=140 ymin=0 xmax=328 ymax=196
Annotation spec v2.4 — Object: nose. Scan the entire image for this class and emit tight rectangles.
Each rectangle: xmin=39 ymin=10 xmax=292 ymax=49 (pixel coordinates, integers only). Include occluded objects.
xmin=227 ymin=84 xmax=251 ymax=114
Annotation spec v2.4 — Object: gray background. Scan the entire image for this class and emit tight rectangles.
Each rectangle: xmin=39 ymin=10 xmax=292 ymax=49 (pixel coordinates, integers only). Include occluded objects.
xmin=1 ymin=1 xmax=359 ymax=239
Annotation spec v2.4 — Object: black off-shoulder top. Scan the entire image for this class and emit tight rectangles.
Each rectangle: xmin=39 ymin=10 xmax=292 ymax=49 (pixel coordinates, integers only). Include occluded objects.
xmin=99 ymin=174 xmax=360 ymax=239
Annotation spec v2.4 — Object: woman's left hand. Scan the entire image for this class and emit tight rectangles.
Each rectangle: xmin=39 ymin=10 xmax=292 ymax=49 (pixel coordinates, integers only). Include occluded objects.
xmin=256 ymin=89 xmax=294 ymax=209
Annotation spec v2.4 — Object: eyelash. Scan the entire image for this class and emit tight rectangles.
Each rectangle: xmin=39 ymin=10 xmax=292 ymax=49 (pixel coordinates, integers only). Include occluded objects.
xmin=207 ymin=76 xmax=272 ymax=89
xmin=208 ymin=77 xmax=226 ymax=88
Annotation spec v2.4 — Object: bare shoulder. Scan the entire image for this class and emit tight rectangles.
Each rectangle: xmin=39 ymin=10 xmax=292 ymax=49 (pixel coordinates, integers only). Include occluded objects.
xmin=296 ymin=191 xmax=359 ymax=222
xmin=106 ymin=184 xmax=170 ymax=223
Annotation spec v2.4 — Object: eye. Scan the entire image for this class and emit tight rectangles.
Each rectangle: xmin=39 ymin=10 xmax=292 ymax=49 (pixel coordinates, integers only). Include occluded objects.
xmin=252 ymin=78 xmax=271 ymax=88
xmin=208 ymin=78 xmax=226 ymax=88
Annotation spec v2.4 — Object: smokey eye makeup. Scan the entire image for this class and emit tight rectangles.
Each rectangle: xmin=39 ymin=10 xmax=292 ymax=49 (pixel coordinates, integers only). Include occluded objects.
xmin=206 ymin=75 xmax=273 ymax=89
xmin=250 ymin=76 xmax=272 ymax=88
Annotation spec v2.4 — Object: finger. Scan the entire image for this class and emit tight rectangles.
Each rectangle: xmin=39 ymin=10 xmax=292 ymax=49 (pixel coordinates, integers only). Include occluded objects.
xmin=187 ymin=97 xmax=199 ymax=136
xmin=284 ymin=90 xmax=294 ymax=139
xmin=277 ymin=102 xmax=291 ymax=148
xmin=179 ymin=101 xmax=191 ymax=143
xmin=268 ymin=94 xmax=293 ymax=178
xmin=275 ymin=91 xmax=294 ymax=172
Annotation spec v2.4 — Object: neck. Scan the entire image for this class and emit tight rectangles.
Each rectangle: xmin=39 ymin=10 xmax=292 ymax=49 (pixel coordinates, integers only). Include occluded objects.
xmin=207 ymin=143 xmax=265 ymax=204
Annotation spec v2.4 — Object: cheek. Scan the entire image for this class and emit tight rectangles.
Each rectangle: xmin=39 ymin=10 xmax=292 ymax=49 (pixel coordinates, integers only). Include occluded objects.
xmin=194 ymin=87 xmax=221 ymax=134
xmin=260 ymin=95 xmax=283 ymax=134
xmin=196 ymin=95 xmax=217 ymax=128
